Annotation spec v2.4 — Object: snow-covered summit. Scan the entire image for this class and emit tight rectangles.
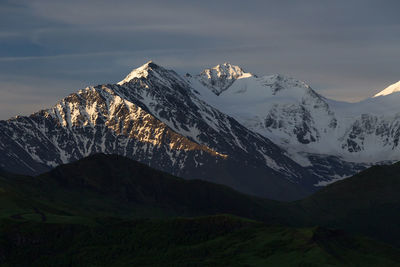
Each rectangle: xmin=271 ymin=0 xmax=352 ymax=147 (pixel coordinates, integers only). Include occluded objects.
xmin=189 ymin=69 xmax=335 ymax=151
xmin=189 ymin=64 xmax=400 ymax=167
xmin=373 ymin=81 xmax=400 ymax=97
xmin=118 ymin=60 xmax=155 ymax=85
xmin=197 ymin=63 xmax=254 ymax=95
xmin=117 ymin=61 xmax=185 ymax=88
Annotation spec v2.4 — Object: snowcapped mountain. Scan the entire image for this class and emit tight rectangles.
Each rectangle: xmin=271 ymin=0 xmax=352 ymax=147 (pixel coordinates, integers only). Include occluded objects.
xmin=187 ymin=63 xmax=400 ymax=180
xmin=187 ymin=69 xmax=337 ymax=148
xmin=0 ymin=61 xmax=318 ymax=201
xmin=1 ymin=60 xmax=400 ymax=199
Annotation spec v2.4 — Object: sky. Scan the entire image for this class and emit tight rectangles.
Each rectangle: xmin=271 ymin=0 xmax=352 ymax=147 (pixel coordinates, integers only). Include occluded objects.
xmin=1 ymin=0 xmax=400 ymax=119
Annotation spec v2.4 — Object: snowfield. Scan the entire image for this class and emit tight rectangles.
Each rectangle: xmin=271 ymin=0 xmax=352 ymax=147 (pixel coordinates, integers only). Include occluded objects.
xmin=187 ymin=63 xmax=400 ymax=165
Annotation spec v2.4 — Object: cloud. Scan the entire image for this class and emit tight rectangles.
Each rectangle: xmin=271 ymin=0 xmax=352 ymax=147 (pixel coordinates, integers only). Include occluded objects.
xmin=1 ymin=0 xmax=400 ymax=119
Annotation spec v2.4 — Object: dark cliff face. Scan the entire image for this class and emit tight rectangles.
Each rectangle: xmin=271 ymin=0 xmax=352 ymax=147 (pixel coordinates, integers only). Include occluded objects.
xmin=0 ymin=62 xmax=316 ymax=201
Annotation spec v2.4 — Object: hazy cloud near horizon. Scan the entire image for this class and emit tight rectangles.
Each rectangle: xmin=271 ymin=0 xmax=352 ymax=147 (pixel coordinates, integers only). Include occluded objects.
xmin=1 ymin=0 xmax=400 ymax=119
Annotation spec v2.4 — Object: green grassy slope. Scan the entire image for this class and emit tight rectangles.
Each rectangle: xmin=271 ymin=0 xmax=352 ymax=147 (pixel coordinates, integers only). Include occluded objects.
xmin=289 ymin=163 xmax=400 ymax=247
xmin=0 ymin=154 xmax=399 ymax=266
xmin=1 ymin=215 xmax=399 ymax=267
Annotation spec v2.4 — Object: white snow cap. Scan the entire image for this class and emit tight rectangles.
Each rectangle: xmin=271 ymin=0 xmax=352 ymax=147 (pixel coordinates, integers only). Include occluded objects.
xmin=118 ymin=60 xmax=156 ymax=85
xmin=201 ymin=63 xmax=252 ymax=80
xmin=373 ymin=81 xmax=400 ymax=97
xmin=197 ymin=63 xmax=254 ymax=95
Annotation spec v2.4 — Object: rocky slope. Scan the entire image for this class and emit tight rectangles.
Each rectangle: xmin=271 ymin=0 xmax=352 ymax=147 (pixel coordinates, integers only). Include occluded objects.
xmin=0 ymin=61 xmax=316 ymax=200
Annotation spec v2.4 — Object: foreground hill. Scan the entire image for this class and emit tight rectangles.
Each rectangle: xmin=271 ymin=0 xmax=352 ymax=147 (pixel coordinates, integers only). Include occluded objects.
xmin=0 ymin=154 xmax=399 ymax=265
xmin=0 ymin=153 xmax=279 ymax=222
xmin=1 ymin=215 xmax=399 ymax=267
xmin=291 ymin=162 xmax=400 ymax=247
xmin=1 ymin=154 xmax=400 ymax=245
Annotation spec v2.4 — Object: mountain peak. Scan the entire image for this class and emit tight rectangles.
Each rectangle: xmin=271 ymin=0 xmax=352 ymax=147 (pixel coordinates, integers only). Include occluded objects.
xmin=212 ymin=62 xmax=245 ymax=74
xmin=202 ymin=63 xmax=253 ymax=80
xmin=196 ymin=63 xmax=254 ymax=95
xmin=118 ymin=60 xmax=161 ymax=85
xmin=373 ymin=81 xmax=400 ymax=97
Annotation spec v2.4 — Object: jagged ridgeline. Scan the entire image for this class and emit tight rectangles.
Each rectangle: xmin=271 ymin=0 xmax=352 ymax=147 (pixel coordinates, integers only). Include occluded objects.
xmin=2 ymin=61 xmax=400 ymax=200
xmin=0 ymin=62 xmax=315 ymax=200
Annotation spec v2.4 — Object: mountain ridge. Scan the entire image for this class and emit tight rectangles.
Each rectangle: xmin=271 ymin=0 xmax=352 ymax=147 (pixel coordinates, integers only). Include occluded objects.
xmin=2 ymin=60 xmax=400 ymax=199
xmin=0 ymin=62 xmax=316 ymax=201
xmin=189 ymin=63 xmax=400 ymax=168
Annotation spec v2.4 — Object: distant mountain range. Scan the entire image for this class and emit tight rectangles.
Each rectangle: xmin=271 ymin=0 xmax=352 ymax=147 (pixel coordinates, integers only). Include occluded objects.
xmin=0 ymin=154 xmax=399 ymax=266
xmin=1 ymin=61 xmax=400 ymax=200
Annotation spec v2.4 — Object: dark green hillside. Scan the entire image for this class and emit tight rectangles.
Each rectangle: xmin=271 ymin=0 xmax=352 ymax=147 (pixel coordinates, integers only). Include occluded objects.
xmin=0 ymin=154 xmax=399 ymax=266
xmin=1 ymin=215 xmax=399 ymax=267
xmin=0 ymin=154 xmax=279 ymax=222
xmin=291 ymin=163 xmax=400 ymax=247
